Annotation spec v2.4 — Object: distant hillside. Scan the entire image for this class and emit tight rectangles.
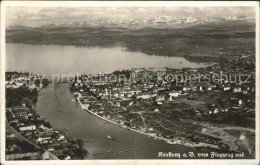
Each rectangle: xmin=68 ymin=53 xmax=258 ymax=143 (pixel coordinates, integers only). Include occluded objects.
xmin=6 ymin=19 xmax=255 ymax=63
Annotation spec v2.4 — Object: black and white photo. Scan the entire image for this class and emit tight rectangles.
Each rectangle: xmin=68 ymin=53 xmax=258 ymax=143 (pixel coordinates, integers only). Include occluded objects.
xmin=0 ymin=1 xmax=259 ymax=165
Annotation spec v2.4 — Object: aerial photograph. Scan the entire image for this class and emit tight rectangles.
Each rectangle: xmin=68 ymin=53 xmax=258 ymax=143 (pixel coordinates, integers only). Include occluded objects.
xmin=2 ymin=2 xmax=258 ymax=162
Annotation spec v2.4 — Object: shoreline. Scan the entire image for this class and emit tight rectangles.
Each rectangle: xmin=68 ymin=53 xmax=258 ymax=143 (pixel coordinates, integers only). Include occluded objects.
xmin=75 ymin=92 xmax=221 ymax=150
xmin=6 ymin=43 xmax=220 ymax=65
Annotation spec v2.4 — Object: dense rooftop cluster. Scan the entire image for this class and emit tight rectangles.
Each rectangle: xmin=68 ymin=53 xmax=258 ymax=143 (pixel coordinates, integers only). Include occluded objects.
xmin=70 ymin=49 xmax=255 ymax=155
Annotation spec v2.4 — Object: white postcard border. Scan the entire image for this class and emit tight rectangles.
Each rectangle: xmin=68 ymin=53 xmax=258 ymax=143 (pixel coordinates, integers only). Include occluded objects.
xmin=1 ymin=1 xmax=259 ymax=165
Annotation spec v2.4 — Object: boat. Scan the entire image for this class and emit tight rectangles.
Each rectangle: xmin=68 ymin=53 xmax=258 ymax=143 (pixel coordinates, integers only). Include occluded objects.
xmin=85 ymin=139 xmax=94 ymax=142
xmin=107 ymin=135 xmax=112 ymax=140
xmin=166 ymin=139 xmax=176 ymax=144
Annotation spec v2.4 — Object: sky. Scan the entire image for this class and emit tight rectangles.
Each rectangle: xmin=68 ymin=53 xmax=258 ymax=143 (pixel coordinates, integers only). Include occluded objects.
xmin=6 ymin=6 xmax=255 ymax=27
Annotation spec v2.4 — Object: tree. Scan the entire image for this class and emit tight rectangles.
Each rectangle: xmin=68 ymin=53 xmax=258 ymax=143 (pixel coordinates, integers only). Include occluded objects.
xmin=74 ymin=138 xmax=89 ymax=159
xmin=77 ymin=139 xmax=84 ymax=148
xmin=35 ymin=79 xmax=40 ymax=86
xmin=30 ymin=109 xmax=36 ymax=115
xmin=42 ymin=79 xmax=49 ymax=87
xmin=44 ymin=121 xmax=52 ymax=128
xmin=64 ymin=148 xmax=75 ymax=158
xmin=217 ymin=98 xmax=223 ymax=107
xmin=78 ymin=147 xmax=88 ymax=159
xmin=23 ymin=98 xmax=33 ymax=109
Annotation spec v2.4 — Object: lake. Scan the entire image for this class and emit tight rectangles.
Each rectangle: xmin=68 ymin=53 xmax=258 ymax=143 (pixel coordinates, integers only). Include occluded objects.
xmin=6 ymin=43 xmax=211 ymax=75
xmin=6 ymin=43 xmax=217 ymax=159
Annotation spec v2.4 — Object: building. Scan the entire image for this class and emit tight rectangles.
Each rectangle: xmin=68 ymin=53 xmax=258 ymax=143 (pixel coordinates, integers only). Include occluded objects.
xmin=156 ymin=94 xmax=165 ymax=101
xmin=7 ymin=144 xmax=21 ymax=152
xmin=36 ymin=135 xmax=52 ymax=144
xmin=223 ymin=86 xmax=231 ymax=91
xmin=6 ymin=133 xmax=15 ymax=138
xmin=42 ymin=151 xmax=50 ymax=160
xmin=136 ymin=94 xmax=151 ymax=99
xmin=168 ymin=92 xmax=179 ymax=101
xmin=6 ymin=152 xmax=41 ymax=160
xmin=198 ymin=86 xmax=203 ymax=91
xmin=19 ymin=125 xmax=36 ymax=131
xmin=233 ymin=87 xmax=242 ymax=93
xmin=57 ymin=134 xmax=65 ymax=141
xmin=238 ymin=99 xmax=243 ymax=106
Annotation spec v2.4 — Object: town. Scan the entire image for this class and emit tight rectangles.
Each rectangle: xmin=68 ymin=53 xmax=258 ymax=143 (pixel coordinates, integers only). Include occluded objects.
xmin=4 ymin=49 xmax=255 ymax=160
xmin=69 ymin=48 xmax=255 ymax=156
xmin=5 ymin=72 xmax=88 ymax=160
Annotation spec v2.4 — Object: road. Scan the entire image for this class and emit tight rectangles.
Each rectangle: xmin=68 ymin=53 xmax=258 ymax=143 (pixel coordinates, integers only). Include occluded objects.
xmin=6 ymin=120 xmax=59 ymax=160
xmin=138 ymin=113 xmax=147 ymax=129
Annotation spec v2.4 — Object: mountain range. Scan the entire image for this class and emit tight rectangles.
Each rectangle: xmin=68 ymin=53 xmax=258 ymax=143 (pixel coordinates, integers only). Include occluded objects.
xmin=6 ymin=15 xmax=255 ymax=63
xmin=8 ymin=15 xmax=255 ymax=30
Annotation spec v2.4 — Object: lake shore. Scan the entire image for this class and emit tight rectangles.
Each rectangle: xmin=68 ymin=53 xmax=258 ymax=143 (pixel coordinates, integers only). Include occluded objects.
xmin=6 ymin=43 xmax=213 ymax=75
xmin=75 ymin=92 xmax=221 ymax=150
